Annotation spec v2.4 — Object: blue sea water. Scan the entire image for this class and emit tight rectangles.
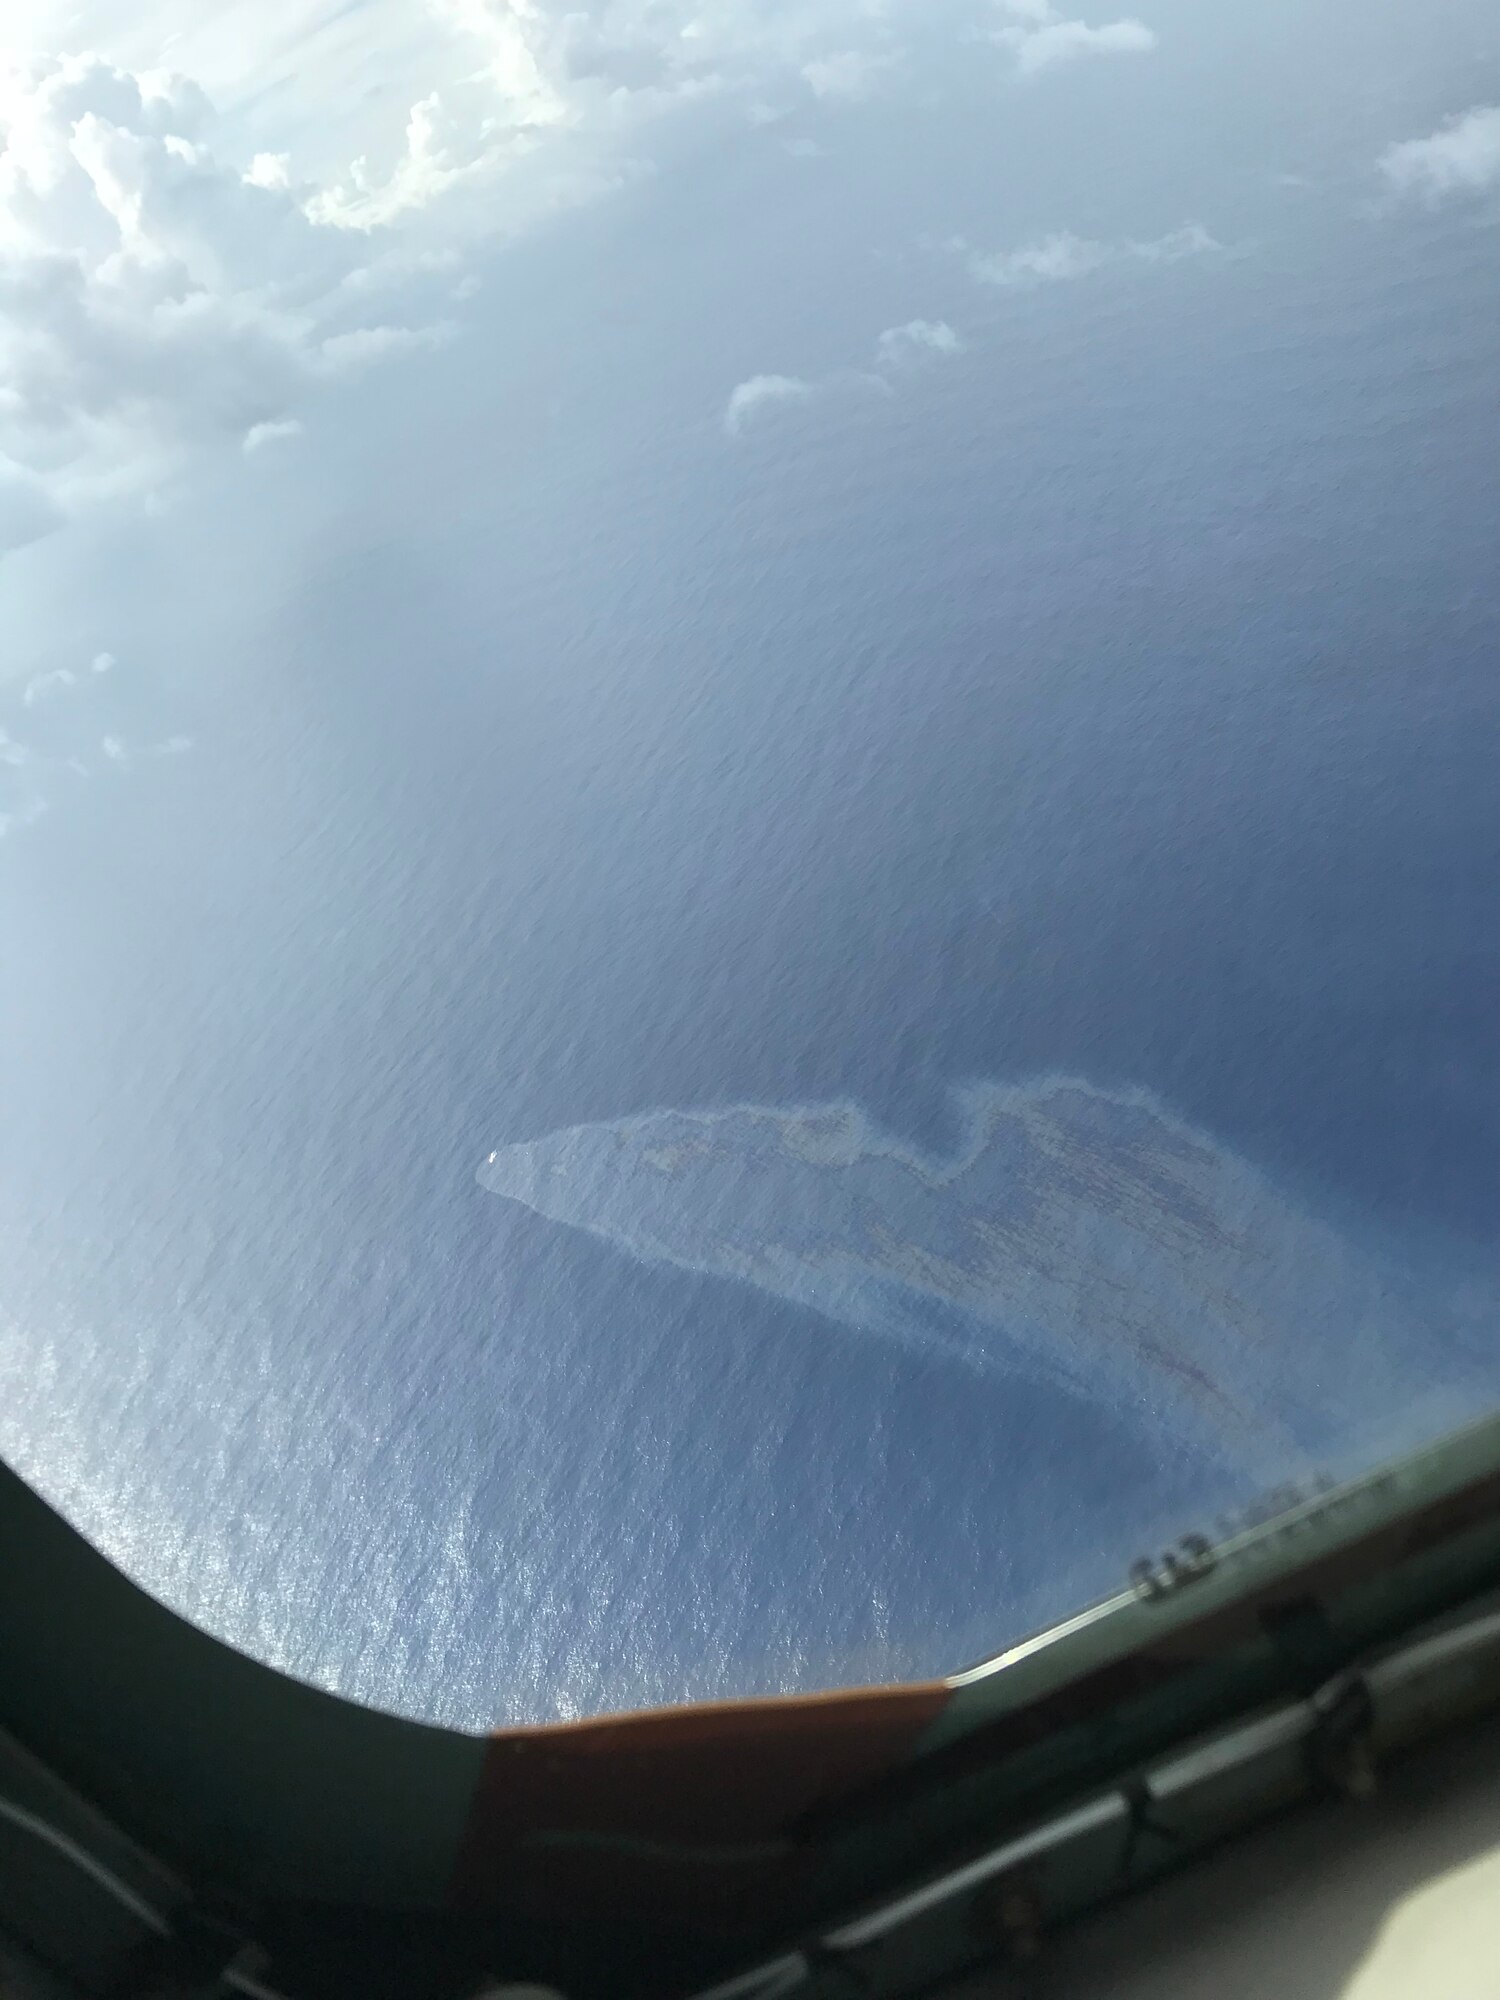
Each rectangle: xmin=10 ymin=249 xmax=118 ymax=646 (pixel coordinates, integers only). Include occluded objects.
xmin=2 ymin=37 xmax=1499 ymax=1724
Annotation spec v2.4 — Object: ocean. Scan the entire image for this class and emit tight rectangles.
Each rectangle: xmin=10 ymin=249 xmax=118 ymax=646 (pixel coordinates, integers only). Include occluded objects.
xmin=2 ymin=41 xmax=1498 ymax=1725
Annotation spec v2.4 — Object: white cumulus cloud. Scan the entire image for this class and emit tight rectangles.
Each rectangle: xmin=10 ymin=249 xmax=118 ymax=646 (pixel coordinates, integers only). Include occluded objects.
xmin=874 ymin=318 xmax=964 ymax=365
xmin=968 ymin=221 xmax=1215 ymax=286
xmin=723 ymin=372 xmax=817 ymax=435
xmin=242 ymin=416 xmax=303 ymax=454
xmin=305 ymin=86 xmax=514 ymax=231
xmin=317 ymin=323 xmax=455 ymax=370
xmin=244 ymin=152 xmax=293 ymax=192
xmin=994 ymin=3 xmax=1157 ymax=78
xmin=1379 ymin=106 xmax=1500 ymax=201
xmin=970 ymin=230 xmax=1111 ymax=284
xmin=727 ymin=310 xmax=967 ymax=437
xmin=0 ymin=52 xmax=454 ymax=546
xmin=1 ymin=4 xmax=1172 ymax=544
xmin=22 ymin=666 xmax=77 ymax=704
xmin=308 ymin=1 xmax=914 ymax=226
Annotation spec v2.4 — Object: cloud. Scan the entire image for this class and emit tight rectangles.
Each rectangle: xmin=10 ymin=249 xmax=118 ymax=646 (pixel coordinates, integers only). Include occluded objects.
xmin=101 ymin=733 xmax=192 ymax=764
xmin=242 ymin=417 xmax=303 ymax=454
xmin=244 ymin=153 xmax=293 ymax=192
xmin=726 ymin=311 xmax=965 ymax=438
xmin=969 ymin=230 xmax=1113 ymax=285
xmin=723 ymin=372 xmax=817 ymax=435
xmin=1379 ymin=106 xmax=1500 ymax=201
xmin=317 ymin=323 xmax=455 ymax=370
xmin=994 ymin=3 xmax=1157 ymax=77
xmin=968 ymin=221 xmax=1217 ymax=287
xmin=801 ymin=51 xmax=890 ymax=101
xmin=1132 ymin=220 xmax=1219 ymax=261
xmin=0 ymin=53 xmax=455 ymax=546
xmin=2 ymin=644 xmax=189 ymax=841
xmin=22 ymin=666 xmax=77 ymax=705
xmin=305 ymin=2 xmax=912 ymax=226
xmin=305 ymin=88 xmax=510 ymax=231
xmin=0 ymin=9 xmax=968 ymax=531
xmin=0 ymin=5 xmax=1164 ymax=540
xmin=874 ymin=318 xmax=964 ymax=365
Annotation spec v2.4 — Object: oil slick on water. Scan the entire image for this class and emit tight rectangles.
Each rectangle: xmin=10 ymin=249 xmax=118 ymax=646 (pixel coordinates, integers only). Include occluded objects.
xmin=481 ymin=1078 xmax=1487 ymax=1476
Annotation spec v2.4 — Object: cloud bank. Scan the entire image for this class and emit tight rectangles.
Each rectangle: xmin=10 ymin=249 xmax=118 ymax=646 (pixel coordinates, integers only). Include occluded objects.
xmin=309 ymin=0 xmax=920 ymax=227
xmin=1 ymin=7 xmax=1181 ymax=539
xmin=0 ymin=52 xmax=455 ymax=548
